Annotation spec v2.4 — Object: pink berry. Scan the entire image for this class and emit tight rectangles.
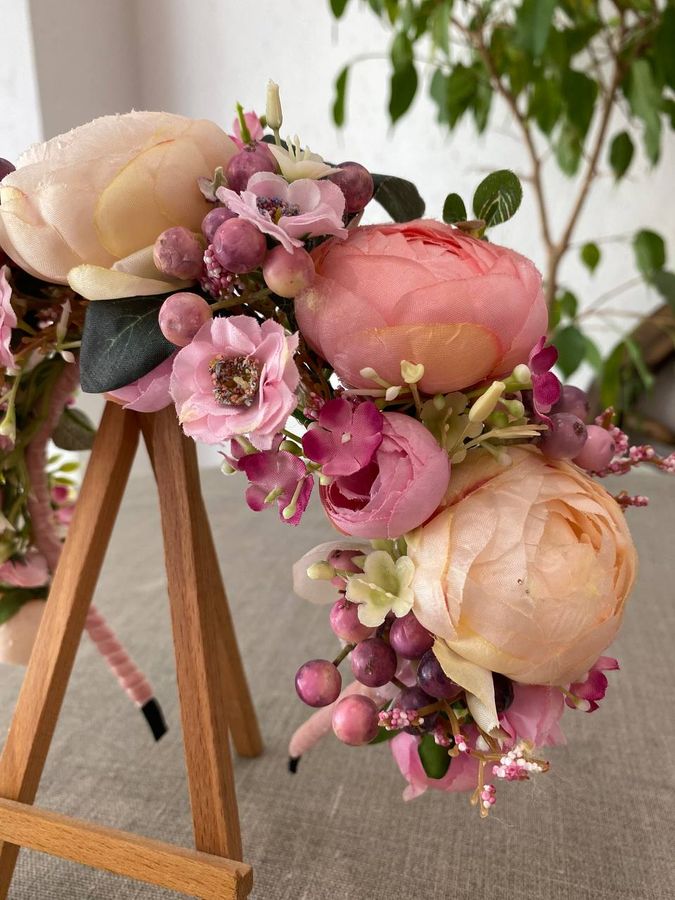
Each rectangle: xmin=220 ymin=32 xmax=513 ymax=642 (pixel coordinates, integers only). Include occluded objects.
xmin=389 ymin=612 xmax=434 ymax=660
xmin=295 ymin=659 xmax=342 ymax=708
xmin=538 ymin=413 xmax=588 ymax=459
xmin=212 ymin=219 xmax=267 ymax=273
xmin=329 ymin=598 xmax=375 ymax=643
xmin=262 ymin=246 xmax=315 ymax=298
xmin=327 ymin=161 xmax=374 ymax=213
xmin=573 ymin=424 xmax=616 ymax=472
xmin=202 ymin=206 xmax=236 ymax=243
xmin=225 ymin=142 xmax=278 ymax=192
xmin=158 ymin=292 xmax=212 ymax=347
xmin=153 ymin=227 xmax=204 ymax=280
xmin=332 ymin=695 xmax=379 ymax=745
xmin=552 ymin=385 xmax=589 ymax=422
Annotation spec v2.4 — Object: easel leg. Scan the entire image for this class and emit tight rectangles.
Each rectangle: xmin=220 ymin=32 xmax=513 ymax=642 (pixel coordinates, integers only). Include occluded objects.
xmin=0 ymin=403 xmax=140 ymax=897
xmin=148 ymin=407 xmax=260 ymax=862
xmin=140 ymin=413 xmax=262 ymax=760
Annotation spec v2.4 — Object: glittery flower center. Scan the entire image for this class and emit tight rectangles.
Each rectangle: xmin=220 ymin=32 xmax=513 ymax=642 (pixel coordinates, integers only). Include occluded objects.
xmin=256 ymin=196 xmax=300 ymax=223
xmin=209 ymin=355 xmax=261 ymax=407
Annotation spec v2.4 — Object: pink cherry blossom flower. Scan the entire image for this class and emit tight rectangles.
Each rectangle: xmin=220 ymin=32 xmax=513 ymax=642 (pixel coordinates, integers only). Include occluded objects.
xmin=230 ymin=111 xmax=264 ymax=148
xmin=238 ymin=448 xmax=313 ymax=525
xmin=106 ymin=354 xmax=176 ymax=412
xmin=170 ymin=315 xmax=300 ymax=449
xmin=565 ymin=656 xmax=619 ymax=712
xmin=528 ymin=337 xmax=561 ymax=421
xmin=0 ymin=265 xmax=17 ymax=370
xmin=302 ymin=398 xmax=383 ymax=477
xmin=216 ymin=172 xmax=347 ymax=253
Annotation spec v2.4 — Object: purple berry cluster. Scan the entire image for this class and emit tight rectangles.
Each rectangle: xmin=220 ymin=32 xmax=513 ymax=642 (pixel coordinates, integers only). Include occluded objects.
xmin=538 ymin=385 xmax=616 ymax=472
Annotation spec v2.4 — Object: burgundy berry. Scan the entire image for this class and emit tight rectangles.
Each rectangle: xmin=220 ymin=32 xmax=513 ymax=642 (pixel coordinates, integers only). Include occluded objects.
xmin=295 ymin=659 xmax=342 ymax=708
xmin=350 ymin=637 xmax=397 ymax=687
xmin=417 ymin=650 xmax=463 ymax=700
xmin=388 ymin=612 xmax=434 ymax=660
xmin=225 ymin=142 xmax=278 ymax=192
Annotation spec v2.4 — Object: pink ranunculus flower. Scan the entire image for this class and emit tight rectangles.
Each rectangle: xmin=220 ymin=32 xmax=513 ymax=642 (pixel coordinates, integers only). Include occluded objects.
xmin=170 ymin=314 xmax=300 ymax=449
xmin=319 ymin=411 xmax=450 ymax=539
xmin=106 ymin=353 xmax=176 ymax=412
xmin=407 ymin=446 xmax=637 ymax=686
xmin=302 ymin=397 xmax=383 ymax=476
xmin=294 ymin=220 xmax=548 ymax=394
xmin=391 ymin=681 xmax=565 ymax=799
xmin=238 ymin=447 xmax=313 ymax=525
xmin=230 ymin=111 xmax=264 ymax=148
xmin=565 ymin=656 xmax=619 ymax=712
xmin=528 ymin=337 xmax=561 ymax=422
xmin=216 ymin=172 xmax=347 ymax=253
xmin=0 ymin=265 xmax=17 ymax=370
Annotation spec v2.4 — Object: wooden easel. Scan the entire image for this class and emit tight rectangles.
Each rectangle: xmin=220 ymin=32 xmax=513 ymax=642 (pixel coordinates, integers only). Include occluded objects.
xmin=0 ymin=401 xmax=262 ymax=899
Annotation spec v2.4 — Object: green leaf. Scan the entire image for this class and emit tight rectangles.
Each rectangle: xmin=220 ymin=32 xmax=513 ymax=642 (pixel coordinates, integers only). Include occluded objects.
xmin=633 ymin=230 xmax=666 ymax=279
xmin=624 ymin=337 xmax=654 ymax=392
xmin=583 ymin=336 xmax=603 ymax=373
xmin=80 ymin=294 xmax=175 ymax=394
xmin=330 ymin=0 xmax=351 ymax=18
xmin=553 ymin=324 xmax=586 ymax=377
xmin=529 ymin=79 xmax=563 ymax=135
xmin=558 ymin=290 xmax=578 ymax=319
xmin=333 ymin=66 xmax=349 ymax=127
xmin=391 ymin=31 xmax=413 ymax=69
xmin=369 ymin=726 xmax=397 ymax=745
xmin=442 ymin=193 xmax=467 ymax=224
xmin=0 ymin=586 xmax=48 ymax=625
xmin=652 ymin=270 xmax=675 ymax=310
xmin=561 ymin=70 xmax=597 ymax=139
xmin=515 ymin=0 xmax=556 ymax=56
xmin=417 ymin=733 xmax=451 ymax=779
xmin=555 ymin=122 xmax=582 ymax=175
xmin=600 ymin=342 xmax=626 ymax=410
xmin=371 ymin=173 xmax=425 ymax=222
xmin=389 ymin=62 xmax=418 ymax=122
xmin=429 ymin=3 xmax=450 ymax=55
xmin=52 ymin=406 xmax=97 ymax=451
xmin=580 ymin=242 xmax=601 ymax=274
xmin=627 ymin=60 xmax=662 ymax=164
xmin=609 ymin=132 xmax=634 ymax=180
xmin=472 ymin=170 xmax=522 ymax=227
xmin=443 ymin=65 xmax=478 ymax=127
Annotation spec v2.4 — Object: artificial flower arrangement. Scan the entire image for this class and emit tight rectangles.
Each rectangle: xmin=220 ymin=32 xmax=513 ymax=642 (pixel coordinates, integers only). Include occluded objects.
xmin=1 ymin=83 xmax=673 ymax=814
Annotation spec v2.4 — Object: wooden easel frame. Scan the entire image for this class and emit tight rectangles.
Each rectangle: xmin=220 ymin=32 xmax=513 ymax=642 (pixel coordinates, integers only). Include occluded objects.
xmin=0 ymin=401 xmax=262 ymax=899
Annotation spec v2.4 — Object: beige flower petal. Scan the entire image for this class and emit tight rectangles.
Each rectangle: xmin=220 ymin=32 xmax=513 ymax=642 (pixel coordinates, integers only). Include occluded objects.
xmin=432 ymin=638 xmax=498 ymax=730
xmin=67 ymin=264 xmax=182 ymax=301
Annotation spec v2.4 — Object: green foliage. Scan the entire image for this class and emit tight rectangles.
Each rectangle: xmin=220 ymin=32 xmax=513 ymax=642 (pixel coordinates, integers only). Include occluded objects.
xmin=553 ymin=324 xmax=587 ymax=378
xmin=472 ymin=170 xmax=523 ymax=226
xmin=442 ymin=193 xmax=467 ymax=224
xmin=371 ymin=173 xmax=425 ymax=221
xmin=333 ymin=66 xmax=349 ymax=127
xmin=52 ymin=406 xmax=97 ymax=451
xmin=609 ymin=132 xmax=634 ymax=179
xmin=581 ymin=242 xmax=601 ymax=274
xmin=418 ymin=732 xmax=451 ymax=779
xmin=633 ymin=229 xmax=666 ymax=278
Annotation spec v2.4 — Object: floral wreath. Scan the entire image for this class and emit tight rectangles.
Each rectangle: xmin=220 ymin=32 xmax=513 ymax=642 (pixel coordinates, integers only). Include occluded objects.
xmin=1 ymin=83 xmax=673 ymax=814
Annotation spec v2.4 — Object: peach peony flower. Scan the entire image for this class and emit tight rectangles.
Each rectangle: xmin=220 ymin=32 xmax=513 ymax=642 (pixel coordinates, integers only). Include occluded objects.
xmin=0 ymin=112 xmax=235 ymax=299
xmin=406 ymin=446 xmax=637 ymax=687
xmin=294 ymin=220 xmax=547 ymax=394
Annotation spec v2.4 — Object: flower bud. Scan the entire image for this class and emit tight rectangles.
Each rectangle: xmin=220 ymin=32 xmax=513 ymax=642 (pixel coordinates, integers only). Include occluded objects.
xmin=266 ymin=80 xmax=283 ymax=131
xmin=153 ymin=227 xmax=203 ymax=280
xmin=468 ymin=381 xmax=505 ymax=423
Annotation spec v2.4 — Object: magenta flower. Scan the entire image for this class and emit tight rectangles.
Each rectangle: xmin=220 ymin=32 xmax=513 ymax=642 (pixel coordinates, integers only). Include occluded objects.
xmin=302 ymin=398 xmax=383 ymax=477
xmin=230 ymin=111 xmax=264 ymax=148
xmin=528 ymin=337 xmax=561 ymax=421
xmin=0 ymin=265 xmax=17 ymax=370
xmin=565 ymin=656 xmax=619 ymax=712
xmin=216 ymin=172 xmax=347 ymax=253
xmin=171 ymin=315 xmax=300 ymax=449
xmin=107 ymin=354 xmax=176 ymax=413
xmin=239 ymin=448 xmax=313 ymax=525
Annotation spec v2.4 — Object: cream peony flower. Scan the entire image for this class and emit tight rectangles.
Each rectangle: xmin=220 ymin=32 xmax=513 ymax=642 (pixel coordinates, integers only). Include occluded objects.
xmin=407 ymin=446 xmax=637 ymax=688
xmin=0 ymin=112 xmax=236 ymax=299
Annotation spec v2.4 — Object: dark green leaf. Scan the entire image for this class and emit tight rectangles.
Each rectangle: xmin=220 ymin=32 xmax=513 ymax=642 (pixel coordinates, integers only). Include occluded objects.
xmin=418 ymin=733 xmax=451 ymax=779
xmin=583 ymin=335 xmax=603 ymax=373
xmin=561 ymin=70 xmax=597 ymax=139
xmin=600 ymin=342 xmax=626 ymax=410
xmin=471 ymin=74 xmax=493 ymax=133
xmin=558 ymin=290 xmax=578 ymax=318
xmin=652 ymin=270 xmax=675 ymax=310
xmin=609 ymin=132 xmax=634 ymax=180
xmin=443 ymin=65 xmax=477 ymax=127
xmin=330 ymin=0 xmax=351 ymax=18
xmin=52 ymin=406 xmax=96 ymax=451
xmin=553 ymin=324 xmax=586 ymax=377
xmin=442 ymin=193 xmax=467 ymax=224
xmin=429 ymin=69 xmax=449 ymax=124
xmin=655 ymin=7 xmax=675 ymax=91
xmin=581 ymin=242 xmax=601 ymax=273
xmin=624 ymin=337 xmax=654 ymax=392
xmin=529 ymin=79 xmax=563 ymax=135
xmin=627 ymin=60 xmax=662 ymax=164
xmin=333 ymin=66 xmax=349 ymax=127
xmin=515 ymin=0 xmax=556 ymax=56
xmin=0 ymin=586 xmax=48 ymax=625
xmin=472 ymin=170 xmax=522 ymax=226
xmin=430 ymin=3 xmax=450 ymax=55
xmin=548 ymin=297 xmax=562 ymax=330
xmin=369 ymin=726 xmax=397 ymax=745
xmin=80 ymin=294 xmax=175 ymax=394
xmin=389 ymin=62 xmax=418 ymax=122
xmin=371 ymin=173 xmax=425 ymax=222
xmin=555 ymin=122 xmax=582 ymax=175
xmin=633 ymin=230 xmax=666 ymax=278
xmin=391 ymin=31 xmax=413 ymax=69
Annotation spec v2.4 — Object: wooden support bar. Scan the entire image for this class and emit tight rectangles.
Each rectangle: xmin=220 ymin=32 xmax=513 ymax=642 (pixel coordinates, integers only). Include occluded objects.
xmin=0 ymin=799 xmax=252 ymax=900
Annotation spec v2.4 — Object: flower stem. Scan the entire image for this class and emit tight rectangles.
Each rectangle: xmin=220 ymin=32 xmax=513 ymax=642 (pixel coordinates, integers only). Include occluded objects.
xmin=332 ymin=643 xmax=356 ymax=667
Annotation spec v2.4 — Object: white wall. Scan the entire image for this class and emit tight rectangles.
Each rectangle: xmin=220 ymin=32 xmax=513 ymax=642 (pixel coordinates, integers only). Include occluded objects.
xmin=0 ymin=0 xmax=42 ymax=159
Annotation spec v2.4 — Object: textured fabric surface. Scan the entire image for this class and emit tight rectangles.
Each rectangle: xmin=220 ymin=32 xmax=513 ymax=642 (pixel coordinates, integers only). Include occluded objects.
xmin=0 ymin=464 xmax=673 ymax=900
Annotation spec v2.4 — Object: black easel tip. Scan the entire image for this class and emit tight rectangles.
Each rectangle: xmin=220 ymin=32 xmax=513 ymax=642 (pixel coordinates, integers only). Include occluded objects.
xmin=141 ymin=697 xmax=168 ymax=741
xmin=288 ymin=755 xmax=300 ymax=774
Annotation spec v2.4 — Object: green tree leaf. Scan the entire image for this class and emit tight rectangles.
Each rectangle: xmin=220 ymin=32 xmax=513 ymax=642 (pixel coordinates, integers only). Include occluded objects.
xmin=624 ymin=337 xmax=654 ymax=392
xmin=583 ymin=335 xmax=603 ymax=373
xmin=80 ymin=294 xmax=175 ymax=394
xmin=442 ymin=193 xmax=467 ymax=224
xmin=529 ymin=79 xmax=563 ymax=135
xmin=52 ymin=407 xmax=97 ymax=451
xmin=418 ymin=733 xmax=451 ymax=779
xmin=472 ymin=170 xmax=522 ymax=226
xmin=599 ymin=342 xmax=626 ymax=410
xmin=371 ymin=173 xmax=425 ymax=222
xmin=561 ymin=70 xmax=597 ymax=139
xmin=627 ymin=60 xmax=662 ymax=164
xmin=369 ymin=726 xmax=397 ymax=745
xmin=553 ymin=324 xmax=586 ymax=377
xmin=515 ymin=0 xmax=556 ymax=56
xmin=609 ymin=131 xmax=634 ymax=180
xmin=443 ymin=65 xmax=478 ymax=127
xmin=652 ymin=270 xmax=675 ymax=310
xmin=633 ymin=229 xmax=666 ymax=278
xmin=581 ymin=242 xmax=601 ymax=273
xmin=555 ymin=122 xmax=582 ymax=175
xmin=333 ymin=66 xmax=350 ymax=127
xmin=558 ymin=290 xmax=578 ymax=318
xmin=389 ymin=62 xmax=418 ymax=122
xmin=330 ymin=0 xmax=351 ymax=18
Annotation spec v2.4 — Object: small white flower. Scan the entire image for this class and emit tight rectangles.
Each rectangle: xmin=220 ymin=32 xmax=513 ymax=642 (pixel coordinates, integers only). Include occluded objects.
xmin=267 ymin=137 xmax=338 ymax=182
xmin=346 ymin=550 xmax=415 ymax=627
